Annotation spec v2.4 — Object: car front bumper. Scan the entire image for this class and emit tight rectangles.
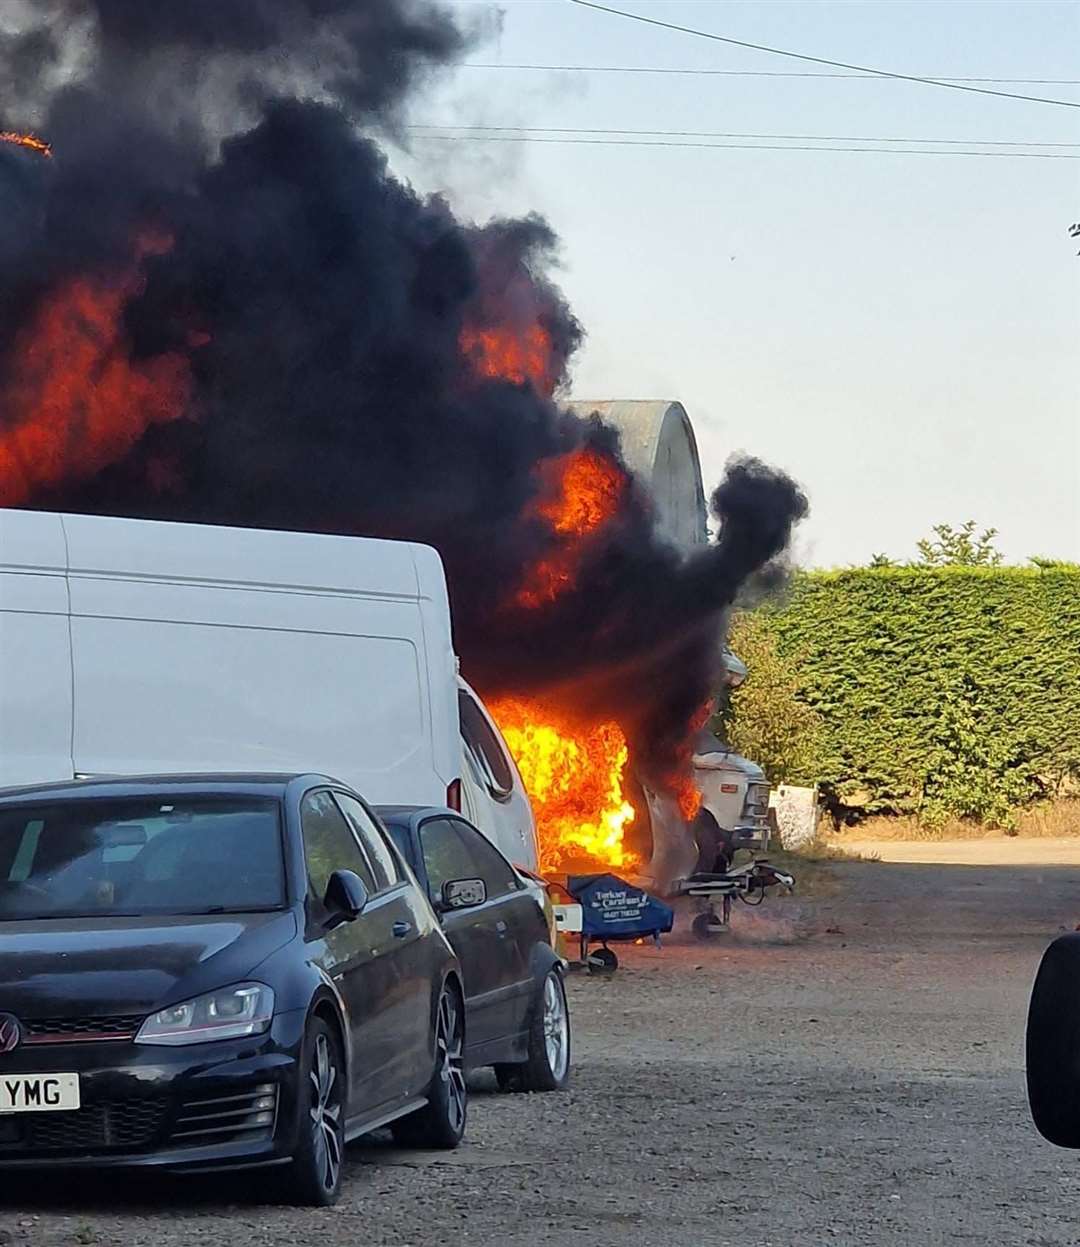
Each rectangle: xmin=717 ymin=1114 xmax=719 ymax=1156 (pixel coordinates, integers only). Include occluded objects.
xmin=0 ymin=1009 xmax=306 ymax=1172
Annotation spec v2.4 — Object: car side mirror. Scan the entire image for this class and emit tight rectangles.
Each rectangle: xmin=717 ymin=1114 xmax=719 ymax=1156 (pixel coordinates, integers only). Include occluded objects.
xmin=323 ymin=870 xmax=369 ymax=928
xmin=440 ymin=878 xmax=486 ymax=911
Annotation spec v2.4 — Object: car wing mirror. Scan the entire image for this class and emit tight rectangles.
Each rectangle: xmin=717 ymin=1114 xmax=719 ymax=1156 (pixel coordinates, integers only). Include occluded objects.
xmin=440 ymin=878 xmax=486 ymax=911
xmin=323 ymin=870 xmax=369 ymax=928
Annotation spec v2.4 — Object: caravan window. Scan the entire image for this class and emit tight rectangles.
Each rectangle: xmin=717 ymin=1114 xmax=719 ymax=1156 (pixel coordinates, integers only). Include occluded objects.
xmin=458 ymin=691 xmax=514 ymax=802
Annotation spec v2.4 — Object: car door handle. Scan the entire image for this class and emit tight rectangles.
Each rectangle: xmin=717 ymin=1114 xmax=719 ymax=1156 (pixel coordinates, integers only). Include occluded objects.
xmin=495 ymin=920 xmax=508 ymax=935
xmin=392 ymin=920 xmax=413 ymax=938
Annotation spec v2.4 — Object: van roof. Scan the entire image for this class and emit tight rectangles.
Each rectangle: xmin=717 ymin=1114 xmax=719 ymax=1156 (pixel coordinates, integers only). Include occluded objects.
xmin=2 ymin=509 xmax=450 ymax=606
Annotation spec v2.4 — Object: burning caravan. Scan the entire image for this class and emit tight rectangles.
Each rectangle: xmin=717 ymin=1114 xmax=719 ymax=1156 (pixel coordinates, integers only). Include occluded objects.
xmin=691 ymin=649 xmax=772 ymax=863
xmin=566 ymin=400 xmax=772 ymax=886
xmin=0 ymin=508 xmax=540 ymax=872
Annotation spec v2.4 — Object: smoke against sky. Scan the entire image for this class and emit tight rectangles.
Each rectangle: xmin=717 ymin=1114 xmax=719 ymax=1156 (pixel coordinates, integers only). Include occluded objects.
xmin=0 ymin=0 xmax=807 ymax=785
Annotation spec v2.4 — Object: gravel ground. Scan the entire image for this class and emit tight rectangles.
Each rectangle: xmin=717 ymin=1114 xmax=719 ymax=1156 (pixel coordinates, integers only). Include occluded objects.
xmin=4 ymin=856 xmax=1080 ymax=1246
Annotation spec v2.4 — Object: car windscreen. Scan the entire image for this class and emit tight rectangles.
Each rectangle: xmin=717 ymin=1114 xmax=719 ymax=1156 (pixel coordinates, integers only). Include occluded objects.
xmin=377 ymin=817 xmax=418 ymax=874
xmin=0 ymin=796 xmax=286 ymax=920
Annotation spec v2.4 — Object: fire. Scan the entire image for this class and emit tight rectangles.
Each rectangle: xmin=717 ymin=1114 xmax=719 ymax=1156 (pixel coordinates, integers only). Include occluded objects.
xmin=675 ymin=775 xmax=703 ymax=821
xmin=0 ymin=234 xmax=191 ymax=508
xmin=460 ymin=323 xmax=554 ymax=394
xmin=537 ymin=448 xmax=625 ymax=536
xmin=515 ymin=448 xmax=626 ymax=609
xmin=490 ymin=697 xmax=636 ymax=874
xmin=669 ymin=699 xmax=712 ymax=821
xmin=460 ymin=313 xmax=626 ymax=608
xmin=0 ymin=131 xmax=52 ymax=158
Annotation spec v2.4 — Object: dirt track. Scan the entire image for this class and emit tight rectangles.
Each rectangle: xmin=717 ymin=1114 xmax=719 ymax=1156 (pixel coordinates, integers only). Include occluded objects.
xmin=845 ymin=835 xmax=1080 ymax=866
xmin=5 ymin=856 xmax=1080 ymax=1246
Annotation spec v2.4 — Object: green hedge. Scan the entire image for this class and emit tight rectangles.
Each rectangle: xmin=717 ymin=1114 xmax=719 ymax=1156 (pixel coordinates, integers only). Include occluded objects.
xmin=759 ymin=567 xmax=1080 ymax=825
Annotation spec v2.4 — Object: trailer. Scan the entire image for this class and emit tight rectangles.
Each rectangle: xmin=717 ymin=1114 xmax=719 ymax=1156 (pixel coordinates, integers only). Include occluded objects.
xmin=561 ymin=873 xmax=675 ymax=974
xmin=673 ymin=858 xmax=795 ymax=939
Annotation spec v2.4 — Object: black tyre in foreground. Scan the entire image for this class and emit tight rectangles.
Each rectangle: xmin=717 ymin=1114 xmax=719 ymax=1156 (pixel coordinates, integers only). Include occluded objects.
xmin=495 ymin=968 xmax=571 ymax=1093
xmin=391 ymin=984 xmax=467 ymax=1149
xmin=287 ymin=1017 xmax=346 ymax=1206
xmin=1027 ymin=933 xmax=1080 ymax=1148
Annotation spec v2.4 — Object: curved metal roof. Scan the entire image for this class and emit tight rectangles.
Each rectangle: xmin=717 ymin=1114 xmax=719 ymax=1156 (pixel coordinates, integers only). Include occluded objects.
xmin=567 ymin=399 xmax=707 ymax=547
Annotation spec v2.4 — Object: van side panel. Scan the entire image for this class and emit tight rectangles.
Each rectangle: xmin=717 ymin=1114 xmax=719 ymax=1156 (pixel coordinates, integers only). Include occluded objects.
xmin=0 ymin=511 xmax=74 ymax=786
xmin=62 ymin=514 xmax=446 ymax=805
xmin=411 ymin=545 xmax=458 ymax=793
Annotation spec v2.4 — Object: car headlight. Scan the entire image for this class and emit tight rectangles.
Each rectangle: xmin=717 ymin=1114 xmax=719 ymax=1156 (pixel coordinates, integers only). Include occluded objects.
xmin=134 ymin=983 xmax=275 ymax=1046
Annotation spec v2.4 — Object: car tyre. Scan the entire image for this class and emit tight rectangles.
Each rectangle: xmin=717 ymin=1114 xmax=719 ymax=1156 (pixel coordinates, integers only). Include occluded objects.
xmin=494 ymin=967 xmax=571 ymax=1093
xmin=286 ymin=1017 xmax=346 ymax=1206
xmin=391 ymin=983 xmax=467 ymax=1149
xmin=1028 ymin=934 xmax=1080 ymax=1147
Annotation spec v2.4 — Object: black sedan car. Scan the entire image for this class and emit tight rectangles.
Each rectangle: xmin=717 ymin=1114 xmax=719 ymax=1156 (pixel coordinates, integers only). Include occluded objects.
xmin=0 ymin=774 xmax=476 ymax=1205
xmin=376 ymin=806 xmax=570 ymax=1093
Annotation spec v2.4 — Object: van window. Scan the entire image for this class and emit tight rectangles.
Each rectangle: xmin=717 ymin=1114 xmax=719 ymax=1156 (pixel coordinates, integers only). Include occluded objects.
xmin=459 ymin=691 xmax=514 ymax=801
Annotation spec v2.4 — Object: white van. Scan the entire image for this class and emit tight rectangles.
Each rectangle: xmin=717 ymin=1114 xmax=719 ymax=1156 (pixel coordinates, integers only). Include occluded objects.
xmin=0 ymin=508 xmax=539 ymax=871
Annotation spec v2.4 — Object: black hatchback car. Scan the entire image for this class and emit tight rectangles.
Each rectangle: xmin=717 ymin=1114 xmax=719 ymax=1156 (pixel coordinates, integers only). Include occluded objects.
xmin=376 ymin=806 xmax=570 ymax=1093
xmin=0 ymin=774 xmax=475 ymax=1205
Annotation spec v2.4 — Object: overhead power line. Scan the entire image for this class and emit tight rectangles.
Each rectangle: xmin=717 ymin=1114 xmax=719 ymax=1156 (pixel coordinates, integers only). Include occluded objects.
xmin=567 ymin=0 xmax=1080 ymax=110
xmin=410 ymin=133 xmax=1080 ymax=160
xmin=410 ymin=124 xmax=1080 ymax=149
xmin=464 ymin=63 xmax=1080 ymax=87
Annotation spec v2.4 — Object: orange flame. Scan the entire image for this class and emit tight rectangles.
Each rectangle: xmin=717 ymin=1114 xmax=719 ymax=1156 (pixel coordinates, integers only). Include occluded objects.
xmin=460 ymin=323 xmax=554 ymax=394
xmin=515 ymin=448 xmax=626 ymax=609
xmin=538 ymin=448 xmax=625 ymax=536
xmin=0 ymin=234 xmax=191 ymax=507
xmin=667 ymin=699 xmax=712 ymax=820
xmin=491 ymin=697 xmax=636 ymax=874
xmin=0 ymin=131 xmax=52 ymax=158
xmin=459 ymin=315 xmax=625 ymax=608
xmin=675 ymin=775 xmax=703 ymax=821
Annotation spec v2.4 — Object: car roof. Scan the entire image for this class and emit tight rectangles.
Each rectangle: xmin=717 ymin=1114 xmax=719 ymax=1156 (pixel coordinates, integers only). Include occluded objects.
xmin=373 ymin=807 xmax=536 ymax=880
xmin=0 ymin=772 xmax=345 ymax=806
xmin=375 ymin=805 xmax=465 ymax=829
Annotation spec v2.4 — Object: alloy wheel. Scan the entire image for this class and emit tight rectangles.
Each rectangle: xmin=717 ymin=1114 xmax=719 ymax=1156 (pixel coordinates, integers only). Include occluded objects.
xmin=309 ymin=1032 xmax=343 ymax=1192
xmin=543 ymin=972 xmax=569 ymax=1082
xmin=436 ymin=990 xmax=466 ymax=1134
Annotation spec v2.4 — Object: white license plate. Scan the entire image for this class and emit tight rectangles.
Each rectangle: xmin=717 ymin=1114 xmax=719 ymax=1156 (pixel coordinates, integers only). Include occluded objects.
xmin=0 ymin=1074 xmax=80 ymax=1114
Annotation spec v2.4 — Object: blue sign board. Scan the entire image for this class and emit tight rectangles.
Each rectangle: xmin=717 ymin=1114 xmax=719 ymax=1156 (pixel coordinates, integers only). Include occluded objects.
xmin=566 ymin=874 xmax=675 ymax=940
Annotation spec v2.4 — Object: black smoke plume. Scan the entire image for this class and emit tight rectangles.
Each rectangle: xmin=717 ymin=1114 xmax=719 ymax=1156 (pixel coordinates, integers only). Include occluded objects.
xmin=0 ymin=0 xmax=807 ymax=786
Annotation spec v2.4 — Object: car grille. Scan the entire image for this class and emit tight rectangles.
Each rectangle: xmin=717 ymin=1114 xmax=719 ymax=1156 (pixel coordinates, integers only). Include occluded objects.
xmin=22 ymin=1014 xmax=144 ymax=1044
xmin=0 ymin=1097 xmax=169 ymax=1155
xmin=169 ymin=1083 xmax=278 ymax=1148
xmin=0 ymin=1083 xmax=279 ymax=1158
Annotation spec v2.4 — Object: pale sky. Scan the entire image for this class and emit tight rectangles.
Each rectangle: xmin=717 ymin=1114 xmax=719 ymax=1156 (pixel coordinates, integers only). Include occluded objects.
xmin=390 ymin=0 xmax=1080 ymax=567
